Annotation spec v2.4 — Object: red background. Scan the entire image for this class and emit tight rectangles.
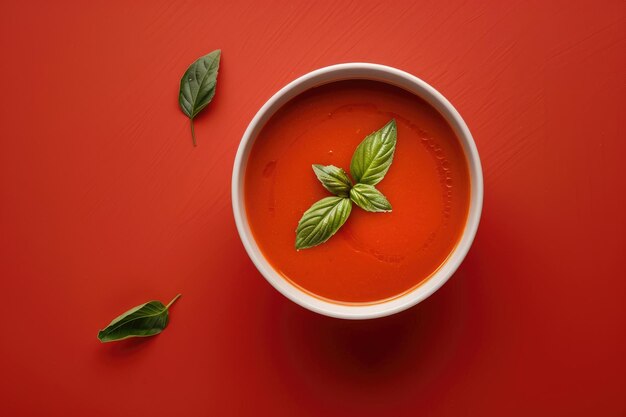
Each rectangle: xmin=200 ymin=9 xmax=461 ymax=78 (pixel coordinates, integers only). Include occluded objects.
xmin=0 ymin=1 xmax=624 ymax=416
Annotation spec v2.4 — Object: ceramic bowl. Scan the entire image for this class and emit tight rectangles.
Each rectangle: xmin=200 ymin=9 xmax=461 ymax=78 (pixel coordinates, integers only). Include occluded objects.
xmin=232 ymin=63 xmax=483 ymax=319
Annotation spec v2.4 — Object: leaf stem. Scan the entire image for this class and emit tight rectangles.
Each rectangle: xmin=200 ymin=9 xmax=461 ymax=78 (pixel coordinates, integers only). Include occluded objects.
xmin=190 ymin=119 xmax=196 ymax=147
xmin=166 ymin=294 xmax=182 ymax=309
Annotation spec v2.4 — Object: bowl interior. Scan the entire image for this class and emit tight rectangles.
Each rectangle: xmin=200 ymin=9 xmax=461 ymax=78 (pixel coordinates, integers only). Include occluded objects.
xmin=232 ymin=63 xmax=483 ymax=319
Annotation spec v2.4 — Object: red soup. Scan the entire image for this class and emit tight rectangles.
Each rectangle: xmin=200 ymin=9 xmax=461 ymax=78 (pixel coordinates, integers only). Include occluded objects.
xmin=244 ymin=80 xmax=470 ymax=304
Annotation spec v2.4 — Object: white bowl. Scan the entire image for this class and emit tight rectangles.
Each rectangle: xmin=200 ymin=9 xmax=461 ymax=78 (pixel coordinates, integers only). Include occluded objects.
xmin=232 ymin=63 xmax=483 ymax=319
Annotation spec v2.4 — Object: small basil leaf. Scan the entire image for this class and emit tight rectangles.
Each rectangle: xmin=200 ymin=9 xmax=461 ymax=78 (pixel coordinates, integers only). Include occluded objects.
xmin=97 ymin=294 xmax=181 ymax=343
xmin=179 ymin=49 xmax=221 ymax=146
xmin=350 ymin=119 xmax=397 ymax=185
xmin=349 ymin=183 xmax=392 ymax=212
xmin=312 ymin=164 xmax=353 ymax=197
xmin=296 ymin=196 xmax=352 ymax=250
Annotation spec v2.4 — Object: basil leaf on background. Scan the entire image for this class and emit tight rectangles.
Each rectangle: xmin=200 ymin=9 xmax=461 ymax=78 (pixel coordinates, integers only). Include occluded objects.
xmin=312 ymin=164 xmax=353 ymax=197
xmin=97 ymin=294 xmax=181 ymax=343
xmin=349 ymin=183 xmax=392 ymax=212
xmin=349 ymin=119 xmax=397 ymax=185
xmin=295 ymin=197 xmax=352 ymax=250
xmin=179 ymin=49 xmax=221 ymax=146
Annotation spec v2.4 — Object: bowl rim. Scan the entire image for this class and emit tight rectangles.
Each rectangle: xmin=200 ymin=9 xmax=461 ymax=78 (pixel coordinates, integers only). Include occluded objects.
xmin=232 ymin=63 xmax=483 ymax=319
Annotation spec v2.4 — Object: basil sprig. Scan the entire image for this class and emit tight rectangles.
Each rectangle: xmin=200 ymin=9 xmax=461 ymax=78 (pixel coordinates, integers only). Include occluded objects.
xmin=179 ymin=50 xmax=221 ymax=146
xmin=295 ymin=119 xmax=397 ymax=249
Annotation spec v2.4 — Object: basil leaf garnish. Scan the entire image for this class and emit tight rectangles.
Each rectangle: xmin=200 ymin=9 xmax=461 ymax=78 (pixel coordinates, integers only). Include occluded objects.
xmin=97 ymin=294 xmax=181 ymax=343
xmin=295 ymin=119 xmax=398 ymax=249
xmin=349 ymin=183 xmax=392 ymax=212
xmin=179 ymin=49 xmax=221 ymax=146
xmin=295 ymin=197 xmax=352 ymax=250
xmin=350 ymin=119 xmax=397 ymax=185
xmin=312 ymin=164 xmax=353 ymax=197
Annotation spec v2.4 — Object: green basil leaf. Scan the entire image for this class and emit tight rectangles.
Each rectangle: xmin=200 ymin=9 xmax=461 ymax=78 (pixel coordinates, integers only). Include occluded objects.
xmin=350 ymin=119 xmax=397 ymax=185
xmin=179 ymin=49 xmax=221 ymax=146
xmin=312 ymin=164 xmax=353 ymax=197
xmin=97 ymin=294 xmax=181 ymax=343
xmin=296 ymin=196 xmax=352 ymax=250
xmin=349 ymin=183 xmax=392 ymax=212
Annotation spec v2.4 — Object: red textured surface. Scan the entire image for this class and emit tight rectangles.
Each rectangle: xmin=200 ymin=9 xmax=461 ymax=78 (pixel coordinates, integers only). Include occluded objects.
xmin=0 ymin=1 xmax=624 ymax=416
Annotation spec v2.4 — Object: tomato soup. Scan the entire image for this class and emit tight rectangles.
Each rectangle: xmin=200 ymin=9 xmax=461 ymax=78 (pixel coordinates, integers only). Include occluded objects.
xmin=244 ymin=80 xmax=470 ymax=303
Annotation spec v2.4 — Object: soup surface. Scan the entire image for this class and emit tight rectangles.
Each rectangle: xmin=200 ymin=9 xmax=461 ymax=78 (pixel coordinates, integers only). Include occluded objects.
xmin=244 ymin=80 xmax=470 ymax=303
